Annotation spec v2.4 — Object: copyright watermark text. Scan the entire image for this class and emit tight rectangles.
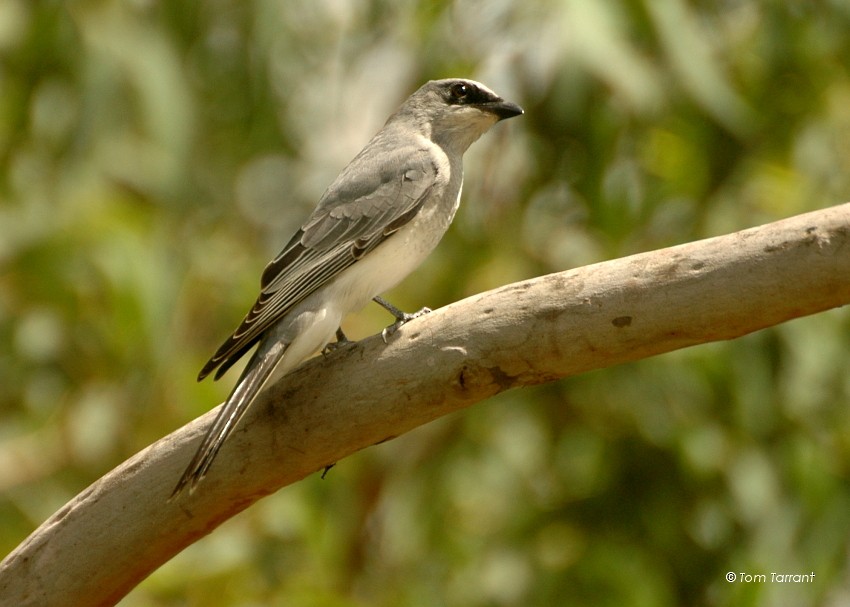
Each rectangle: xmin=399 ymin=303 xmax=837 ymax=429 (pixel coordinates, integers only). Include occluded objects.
xmin=726 ymin=572 xmax=816 ymax=583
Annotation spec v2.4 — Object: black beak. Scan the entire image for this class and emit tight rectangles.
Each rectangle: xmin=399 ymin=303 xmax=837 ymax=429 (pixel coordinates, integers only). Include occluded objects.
xmin=480 ymin=99 xmax=524 ymax=120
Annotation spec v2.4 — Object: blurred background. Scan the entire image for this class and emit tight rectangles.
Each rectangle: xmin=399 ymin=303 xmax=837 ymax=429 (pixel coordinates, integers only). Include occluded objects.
xmin=2 ymin=1 xmax=850 ymax=605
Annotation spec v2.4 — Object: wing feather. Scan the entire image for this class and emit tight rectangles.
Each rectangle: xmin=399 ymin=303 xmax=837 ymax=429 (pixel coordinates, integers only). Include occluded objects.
xmin=198 ymin=145 xmax=437 ymax=381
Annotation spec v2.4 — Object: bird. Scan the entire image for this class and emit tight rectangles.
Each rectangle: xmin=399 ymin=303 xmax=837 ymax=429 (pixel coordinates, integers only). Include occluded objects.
xmin=171 ymin=78 xmax=523 ymax=497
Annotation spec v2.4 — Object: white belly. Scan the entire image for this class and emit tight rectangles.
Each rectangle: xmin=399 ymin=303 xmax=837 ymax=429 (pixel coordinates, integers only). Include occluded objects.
xmin=264 ymin=184 xmax=462 ymax=385
xmin=325 ymin=184 xmax=462 ymax=315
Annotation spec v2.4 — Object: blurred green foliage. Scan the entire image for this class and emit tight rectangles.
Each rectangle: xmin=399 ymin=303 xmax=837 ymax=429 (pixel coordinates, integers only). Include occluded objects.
xmin=1 ymin=0 xmax=850 ymax=605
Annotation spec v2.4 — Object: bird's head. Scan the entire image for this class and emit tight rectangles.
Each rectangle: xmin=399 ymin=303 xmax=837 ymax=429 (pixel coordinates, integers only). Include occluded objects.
xmin=394 ymin=78 xmax=523 ymax=153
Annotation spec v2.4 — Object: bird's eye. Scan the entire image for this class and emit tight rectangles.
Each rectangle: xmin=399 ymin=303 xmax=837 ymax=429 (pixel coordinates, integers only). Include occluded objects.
xmin=449 ymin=82 xmax=470 ymax=101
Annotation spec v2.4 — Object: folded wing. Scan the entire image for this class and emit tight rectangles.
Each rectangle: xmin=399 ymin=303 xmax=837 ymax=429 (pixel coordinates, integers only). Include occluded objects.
xmin=198 ymin=145 xmax=438 ymax=381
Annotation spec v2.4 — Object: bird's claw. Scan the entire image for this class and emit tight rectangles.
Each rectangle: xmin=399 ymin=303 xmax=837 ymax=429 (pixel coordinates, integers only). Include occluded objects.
xmin=322 ymin=328 xmax=351 ymax=356
xmin=381 ymin=307 xmax=431 ymax=343
xmin=322 ymin=342 xmax=343 ymax=356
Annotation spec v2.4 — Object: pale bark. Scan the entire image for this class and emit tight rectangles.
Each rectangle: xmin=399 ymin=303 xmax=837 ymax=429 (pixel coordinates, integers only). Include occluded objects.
xmin=1 ymin=203 xmax=849 ymax=606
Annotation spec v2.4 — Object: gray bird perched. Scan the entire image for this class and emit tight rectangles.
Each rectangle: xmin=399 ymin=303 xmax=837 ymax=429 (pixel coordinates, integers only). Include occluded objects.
xmin=171 ymin=78 xmax=523 ymax=497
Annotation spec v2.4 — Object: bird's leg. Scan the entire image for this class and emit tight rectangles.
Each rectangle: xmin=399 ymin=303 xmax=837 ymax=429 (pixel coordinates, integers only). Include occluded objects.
xmin=373 ymin=296 xmax=431 ymax=342
xmin=322 ymin=327 xmax=351 ymax=356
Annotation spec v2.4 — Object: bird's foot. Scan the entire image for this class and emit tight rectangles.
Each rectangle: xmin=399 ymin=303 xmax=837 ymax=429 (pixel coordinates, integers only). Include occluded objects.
xmin=322 ymin=328 xmax=351 ymax=356
xmin=374 ymin=296 xmax=431 ymax=342
xmin=381 ymin=308 xmax=431 ymax=342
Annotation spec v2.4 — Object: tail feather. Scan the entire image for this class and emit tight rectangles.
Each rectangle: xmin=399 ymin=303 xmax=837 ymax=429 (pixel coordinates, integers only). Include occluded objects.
xmin=170 ymin=341 xmax=287 ymax=499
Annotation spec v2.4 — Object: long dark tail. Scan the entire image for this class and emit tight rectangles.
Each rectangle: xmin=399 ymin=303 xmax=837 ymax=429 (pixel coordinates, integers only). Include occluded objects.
xmin=170 ymin=341 xmax=287 ymax=499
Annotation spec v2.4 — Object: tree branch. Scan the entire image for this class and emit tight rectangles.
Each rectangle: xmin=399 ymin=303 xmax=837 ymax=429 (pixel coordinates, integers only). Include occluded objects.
xmin=2 ymin=203 xmax=849 ymax=606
